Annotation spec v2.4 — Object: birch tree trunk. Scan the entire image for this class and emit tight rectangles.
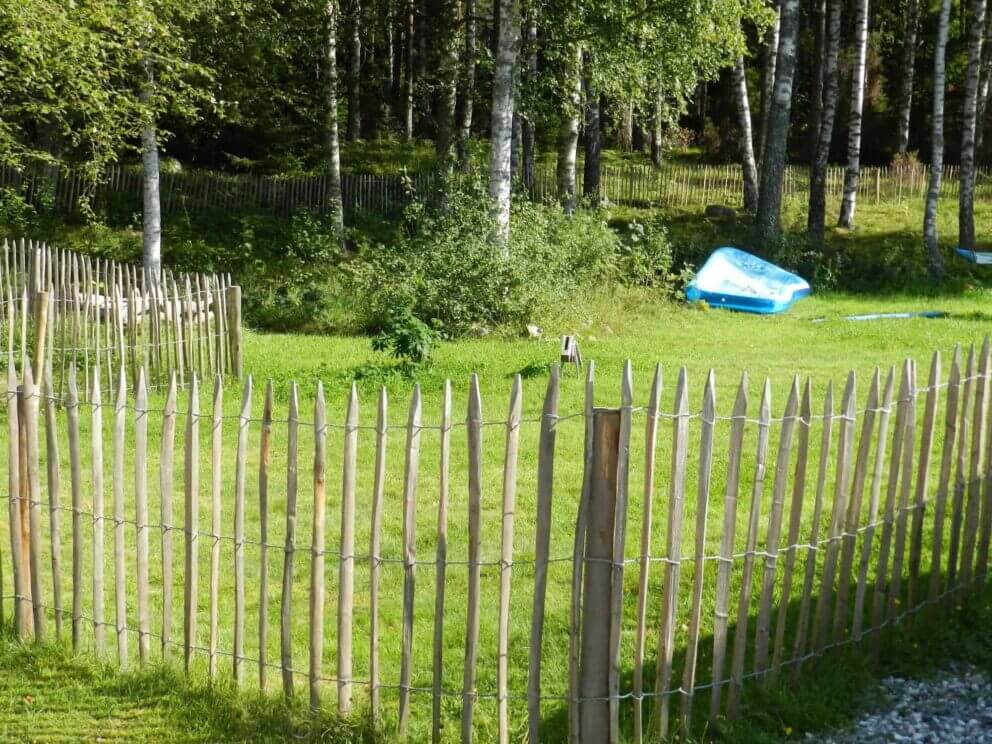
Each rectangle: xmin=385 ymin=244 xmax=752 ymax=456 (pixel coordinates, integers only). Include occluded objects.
xmin=754 ymin=0 xmax=800 ymax=243
xmin=650 ymin=84 xmax=664 ymax=168
xmin=435 ymin=0 xmax=461 ymax=165
xmin=896 ymin=0 xmax=920 ymax=154
xmin=325 ymin=0 xmax=345 ymax=246
xmin=140 ymin=60 xmax=161 ymax=280
xmin=489 ymin=0 xmax=519 ymax=246
xmin=404 ymin=0 xmax=415 ymax=141
xmin=977 ymin=21 xmax=992 ymax=151
xmin=809 ymin=0 xmax=826 ymax=160
xmin=757 ymin=0 xmax=781 ymax=170
xmin=837 ymin=0 xmax=870 ymax=229
xmin=346 ymin=0 xmax=362 ymax=141
xmin=582 ymin=52 xmax=601 ymax=202
xmin=808 ymin=0 xmax=842 ymax=242
xmin=520 ymin=15 xmax=537 ymax=191
xmin=556 ymin=44 xmax=582 ymax=213
xmin=732 ymin=56 xmax=759 ymax=212
xmin=456 ymin=0 xmax=476 ymax=168
xmin=959 ymin=0 xmax=988 ymax=250
xmin=924 ymin=0 xmax=954 ymax=276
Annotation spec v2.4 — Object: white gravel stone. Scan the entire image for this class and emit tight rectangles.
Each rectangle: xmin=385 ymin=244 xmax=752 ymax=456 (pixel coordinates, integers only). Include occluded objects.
xmin=811 ymin=665 xmax=992 ymax=743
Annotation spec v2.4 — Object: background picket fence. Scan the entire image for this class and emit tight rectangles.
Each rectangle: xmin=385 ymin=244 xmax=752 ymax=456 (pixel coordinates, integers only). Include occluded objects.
xmin=1 ymin=239 xmax=243 ymax=400
xmin=3 ymin=161 xmax=990 ymax=221
xmin=3 ymin=339 xmax=991 ymax=741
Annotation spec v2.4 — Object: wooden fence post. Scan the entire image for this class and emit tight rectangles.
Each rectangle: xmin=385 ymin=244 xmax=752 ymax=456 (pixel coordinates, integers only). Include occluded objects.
xmin=226 ymin=285 xmax=243 ymax=379
xmin=578 ymin=407 xmax=621 ymax=744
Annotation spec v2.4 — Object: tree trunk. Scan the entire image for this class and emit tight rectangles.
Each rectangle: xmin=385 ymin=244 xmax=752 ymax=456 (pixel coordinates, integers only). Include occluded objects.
xmin=582 ymin=52 xmax=601 ymax=201
xmin=404 ymin=0 xmax=415 ymax=141
xmin=435 ymin=0 xmax=461 ymax=165
xmin=978 ymin=20 xmax=992 ymax=151
xmin=753 ymin=0 xmax=801 ymax=243
xmin=520 ymin=14 xmax=537 ymax=191
xmin=809 ymin=0 xmax=826 ymax=160
xmin=837 ymin=0 xmax=870 ymax=229
xmin=732 ymin=56 xmax=760 ymax=213
xmin=556 ymin=44 xmax=582 ymax=213
xmin=511 ymin=112 xmax=522 ymax=183
xmin=619 ymin=102 xmax=634 ymax=151
xmin=650 ymin=85 xmax=664 ymax=167
xmin=455 ymin=0 xmax=476 ymax=169
xmin=140 ymin=61 xmax=162 ymax=280
xmin=325 ymin=0 xmax=345 ymax=245
xmin=808 ymin=0 xmax=843 ymax=243
xmin=959 ymin=0 xmax=988 ymax=250
xmin=924 ymin=0 xmax=954 ymax=277
xmin=489 ymin=0 xmax=519 ymax=246
xmin=346 ymin=0 xmax=362 ymax=140
xmin=758 ymin=0 xmax=781 ymax=170
xmin=896 ymin=0 xmax=920 ymax=154
xmin=391 ymin=8 xmax=403 ymax=124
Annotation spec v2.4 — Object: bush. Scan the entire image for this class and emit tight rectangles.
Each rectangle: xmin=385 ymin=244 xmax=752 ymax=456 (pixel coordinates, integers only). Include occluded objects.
xmin=614 ymin=216 xmax=676 ymax=288
xmin=344 ymin=175 xmax=621 ymax=336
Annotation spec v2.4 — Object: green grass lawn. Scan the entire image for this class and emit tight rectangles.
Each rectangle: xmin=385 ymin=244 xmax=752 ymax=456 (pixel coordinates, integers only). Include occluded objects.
xmin=3 ymin=288 xmax=992 ymax=741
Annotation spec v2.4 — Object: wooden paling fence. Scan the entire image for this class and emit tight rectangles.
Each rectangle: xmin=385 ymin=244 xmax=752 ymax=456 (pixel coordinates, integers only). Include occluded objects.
xmin=1 ymin=238 xmax=243 ymax=400
xmin=4 ymin=161 xmax=991 ymax=221
xmin=3 ymin=343 xmax=992 ymax=741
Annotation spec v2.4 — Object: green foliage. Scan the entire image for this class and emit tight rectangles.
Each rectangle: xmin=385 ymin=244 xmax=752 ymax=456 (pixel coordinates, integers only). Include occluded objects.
xmin=0 ymin=186 xmax=40 ymax=233
xmin=344 ymin=177 xmax=620 ymax=336
xmin=371 ymin=304 xmax=440 ymax=366
xmin=614 ymin=216 xmax=677 ymax=288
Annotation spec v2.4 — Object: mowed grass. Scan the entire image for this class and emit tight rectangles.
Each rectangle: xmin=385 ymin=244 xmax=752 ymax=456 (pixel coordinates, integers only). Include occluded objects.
xmin=2 ymin=287 xmax=992 ymax=742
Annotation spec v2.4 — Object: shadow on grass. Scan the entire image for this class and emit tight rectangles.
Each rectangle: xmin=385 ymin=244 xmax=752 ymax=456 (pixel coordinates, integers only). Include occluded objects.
xmin=539 ymin=569 xmax=992 ymax=743
xmin=0 ymin=628 xmax=382 ymax=743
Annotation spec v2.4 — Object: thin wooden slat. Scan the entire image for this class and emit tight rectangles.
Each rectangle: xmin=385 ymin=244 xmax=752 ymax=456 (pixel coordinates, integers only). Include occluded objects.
xmin=281 ymin=383 xmax=300 ymax=698
xmin=367 ymin=386 xmax=388 ymax=722
xmin=832 ymin=369 xmax=881 ymax=644
xmin=709 ymin=373 xmax=749 ymax=719
xmin=209 ymin=376 xmax=223 ymax=679
xmin=258 ymin=380 xmax=273 ymax=690
xmin=653 ymin=367 xmax=690 ymax=735
xmin=961 ymin=340 xmax=990 ymax=584
xmin=129 ymin=366 xmax=148 ymax=665
xmin=66 ymin=364 xmax=83 ymax=650
xmin=43 ymin=361 xmax=63 ymax=639
xmin=399 ymin=384 xmax=422 ymax=736
xmin=947 ymin=346 xmax=976 ymax=588
xmin=309 ymin=382 xmax=327 ymax=711
xmin=887 ymin=360 xmax=918 ymax=623
xmin=569 ymin=362 xmax=594 ymax=744
xmin=852 ymin=368 xmax=896 ymax=640
xmin=608 ymin=362 xmax=634 ymax=744
xmin=91 ymin=365 xmax=105 ymax=654
xmin=930 ymin=348 xmax=960 ymax=612
xmin=497 ymin=375 xmax=522 ymax=744
xmin=770 ymin=378 xmax=813 ymax=680
xmin=907 ymin=353 xmax=940 ymax=619
xmin=462 ymin=375 xmax=483 ymax=743
xmin=432 ymin=381 xmax=452 ymax=743
xmin=631 ymin=365 xmax=661 ymax=743
xmin=158 ymin=373 xmax=177 ymax=658
xmin=338 ymin=384 xmax=358 ymax=715
xmin=870 ymin=363 xmax=912 ymax=641
xmin=233 ymin=376 xmax=252 ymax=686
xmin=183 ymin=374 xmax=200 ymax=674
xmin=754 ymin=378 xmax=800 ymax=676
xmin=679 ymin=370 xmax=716 ymax=732
xmin=7 ymin=359 xmax=26 ymax=639
xmin=726 ymin=378 xmax=772 ymax=719
xmin=23 ymin=364 xmax=45 ymax=639
xmin=811 ymin=372 xmax=857 ymax=653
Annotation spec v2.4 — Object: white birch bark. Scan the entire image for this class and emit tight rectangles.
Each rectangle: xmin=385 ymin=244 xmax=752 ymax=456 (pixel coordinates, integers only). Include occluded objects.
xmin=960 ymin=0 xmax=989 ymax=250
xmin=838 ymin=0 xmax=870 ymax=228
xmin=732 ymin=56 xmax=759 ymax=212
xmin=140 ymin=60 xmax=161 ymax=281
xmin=488 ymin=0 xmax=519 ymax=246
xmin=923 ymin=0 xmax=954 ymax=276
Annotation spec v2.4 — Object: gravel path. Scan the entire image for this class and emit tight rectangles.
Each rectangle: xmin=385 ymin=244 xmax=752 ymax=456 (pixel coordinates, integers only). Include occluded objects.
xmin=810 ymin=665 xmax=992 ymax=743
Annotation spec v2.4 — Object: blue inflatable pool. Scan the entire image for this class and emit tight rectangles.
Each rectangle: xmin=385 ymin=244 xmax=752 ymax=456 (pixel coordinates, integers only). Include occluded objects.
xmin=686 ymin=247 xmax=811 ymax=314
